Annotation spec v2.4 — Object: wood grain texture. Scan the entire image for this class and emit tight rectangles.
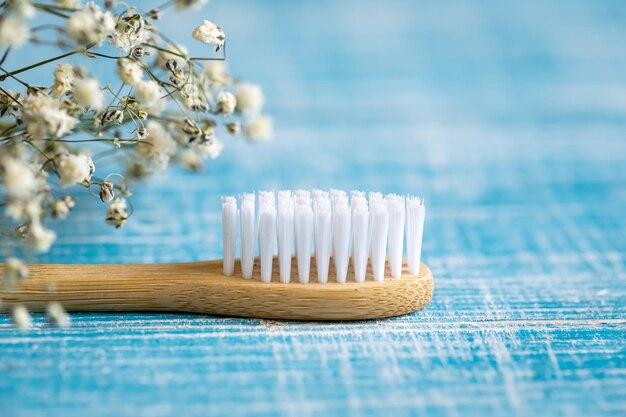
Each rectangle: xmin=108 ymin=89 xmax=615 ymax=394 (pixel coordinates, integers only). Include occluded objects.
xmin=0 ymin=259 xmax=434 ymax=320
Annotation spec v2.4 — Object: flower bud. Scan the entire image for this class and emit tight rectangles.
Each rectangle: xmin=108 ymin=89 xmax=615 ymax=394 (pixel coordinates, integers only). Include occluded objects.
xmin=148 ymin=8 xmax=163 ymax=20
xmin=132 ymin=47 xmax=149 ymax=58
xmin=99 ymin=181 xmax=115 ymax=202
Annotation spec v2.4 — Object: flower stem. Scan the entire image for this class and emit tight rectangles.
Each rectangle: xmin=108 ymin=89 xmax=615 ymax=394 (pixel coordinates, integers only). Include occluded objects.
xmin=0 ymin=48 xmax=86 ymax=81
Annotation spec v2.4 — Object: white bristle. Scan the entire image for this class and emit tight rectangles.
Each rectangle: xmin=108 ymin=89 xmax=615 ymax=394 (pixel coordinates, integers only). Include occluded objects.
xmin=277 ymin=190 xmax=294 ymax=283
xmin=222 ymin=189 xmax=426 ymax=283
xmin=221 ymin=196 xmax=237 ymax=276
xmin=258 ymin=191 xmax=276 ymax=283
xmin=313 ymin=193 xmax=332 ymax=283
xmin=351 ymin=194 xmax=369 ymax=283
xmin=295 ymin=190 xmax=313 ymax=283
xmin=331 ymin=195 xmax=350 ymax=283
xmin=369 ymin=199 xmax=389 ymax=282
xmin=367 ymin=192 xmax=384 ymax=258
xmin=240 ymin=193 xmax=256 ymax=279
xmin=386 ymin=194 xmax=406 ymax=278
xmin=406 ymin=196 xmax=426 ymax=275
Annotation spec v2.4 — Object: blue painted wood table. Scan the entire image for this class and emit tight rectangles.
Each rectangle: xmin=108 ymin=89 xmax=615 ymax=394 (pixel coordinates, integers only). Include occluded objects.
xmin=1 ymin=1 xmax=625 ymax=416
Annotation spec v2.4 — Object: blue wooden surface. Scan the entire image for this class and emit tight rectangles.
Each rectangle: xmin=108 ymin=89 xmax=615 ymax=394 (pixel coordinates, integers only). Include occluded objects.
xmin=1 ymin=0 xmax=626 ymax=416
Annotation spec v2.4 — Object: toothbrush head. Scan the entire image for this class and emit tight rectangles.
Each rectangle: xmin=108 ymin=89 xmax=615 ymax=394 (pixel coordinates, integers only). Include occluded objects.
xmin=218 ymin=189 xmax=433 ymax=319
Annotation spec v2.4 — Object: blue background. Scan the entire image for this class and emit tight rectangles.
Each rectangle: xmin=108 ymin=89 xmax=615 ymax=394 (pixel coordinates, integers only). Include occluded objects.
xmin=1 ymin=0 xmax=626 ymax=416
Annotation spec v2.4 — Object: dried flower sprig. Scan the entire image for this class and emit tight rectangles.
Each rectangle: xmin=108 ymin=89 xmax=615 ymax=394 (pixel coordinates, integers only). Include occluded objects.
xmin=0 ymin=1 xmax=274 ymax=313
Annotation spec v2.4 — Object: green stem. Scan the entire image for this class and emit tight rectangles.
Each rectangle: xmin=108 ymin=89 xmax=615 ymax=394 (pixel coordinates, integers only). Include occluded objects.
xmin=25 ymin=140 xmax=53 ymax=161
xmin=32 ymin=3 xmax=71 ymax=18
xmin=0 ymin=48 xmax=85 ymax=81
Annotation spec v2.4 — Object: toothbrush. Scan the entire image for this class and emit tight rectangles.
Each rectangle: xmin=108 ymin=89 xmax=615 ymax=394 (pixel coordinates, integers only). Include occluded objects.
xmin=0 ymin=190 xmax=432 ymax=321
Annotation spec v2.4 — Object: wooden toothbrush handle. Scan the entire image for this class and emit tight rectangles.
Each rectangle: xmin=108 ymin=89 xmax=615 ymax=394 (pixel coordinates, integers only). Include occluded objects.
xmin=0 ymin=259 xmax=435 ymax=320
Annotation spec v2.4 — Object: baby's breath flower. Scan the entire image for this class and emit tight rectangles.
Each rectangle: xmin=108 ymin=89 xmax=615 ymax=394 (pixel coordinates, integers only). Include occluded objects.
xmin=54 ymin=152 xmax=95 ymax=186
xmin=197 ymin=135 xmax=223 ymax=159
xmin=192 ymin=20 xmax=225 ymax=51
xmin=1 ymin=156 xmax=38 ymax=200
xmin=155 ymin=43 xmax=188 ymax=69
xmin=12 ymin=305 xmax=32 ymax=330
xmin=117 ymin=58 xmax=143 ymax=85
xmin=235 ymin=83 xmax=264 ymax=115
xmin=0 ymin=16 xmax=30 ymax=49
xmin=175 ymin=0 xmax=208 ymax=10
xmin=139 ymin=97 xmax=167 ymax=115
xmin=135 ymin=128 xmax=149 ymax=140
xmin=47 ymin=302 xmax=71 ymax=328
xmin=215 ymin=91 xmax=236 ymax=116
xmin=179 ymin=148 xmax=203 ymax=171
xmin=8 ymin=0 xmax=36 ymax=19
xmin=135 ymin=80 xmax=162 ymax=107
xmin=5 ymin=197 xmax=42 ymax=222
xmin=67 ymin=2 xmax=115 ymax=46
xmin=51 ymin=63 xmax=75 ymax=97
xmin=133 ymin=120 xmax=177 ymax=171
xmin=4 ymin=257 xmax=29 ymax=289
xmin=50 ymin=195 xmax=75 ymax=218
xmin=22 ymin=92 xmax=78 ymax=140
xmin=226 ymin=121 xmax=240 ymax=135
xmin=179 ymin=83 xmax=209 ymax=112
xmin=244 ymin=115 xmax=273 ymax=141
xmin=106 ymin=197 xmax=128 ymax=228
xmin=73 ymin=78 xmax=104 ymax=112
xmin=201 ymin=61 xmax=230 ymax=88
xmin=26 ymin=221 xmax=56 ymax=252
xmin=109 ymin=14 xmax=152 ymax=53
xmin=99 ymin=181 xmax=115 ymax=202
xmin=101 ymin=109 xmax=124 ymax=125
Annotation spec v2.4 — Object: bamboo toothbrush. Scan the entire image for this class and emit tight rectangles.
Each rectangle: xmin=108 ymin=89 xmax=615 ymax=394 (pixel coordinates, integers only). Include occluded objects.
xmin=0 ymin=190 xmax=433 ymax=321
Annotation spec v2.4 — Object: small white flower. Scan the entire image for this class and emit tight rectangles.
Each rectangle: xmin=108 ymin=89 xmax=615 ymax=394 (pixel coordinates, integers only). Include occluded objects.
xmin=179 ymin=148 xmax=203 ymax=171
xmin=201 ymin=61 xmax=230 ymax=88
xmin=135 ymin=80 xmax=162 ymax=107
xmin=73 ymin=78 xmax=104 ymax=111
xmin=117 ymin=59 xmax=143 ymax=85
xmin=140 ymin=97 xmax=167 ymax=115
xmin=26 ymin=221 xmax=56 ymax=252
xmin=109 ymin=14 xmax=152 ymax=53
xmin=243 ymin=115 xmax=273 ymax=141
xmin=4 ymin=257 xmax=29 ymax=288
xmin=5 ymin=197 xmax=42 ymax=222
xmin=54 ymin=152 xmax=95 ymax=186
xmin=106 ymin=197 xmax=128 ymax=228
xmin=51 ymin=63 xmax=75 ymax=97
xmin=235 ymin=83 xmax=264 ymax=115
xmin=67 ymin=2 xmax=115 ymax=46
xmin=10 ymin=0 xmax=36 ymax=19
xmin=134 ymin=121 xmax=177 ymax=171
xmin=50 ymin=195 xmax=75 ymax=219
xmin=22 ymin=93 xmax=78 ymax=140
xmin=175 ymin=0 xmax=208 ymax=10
xmin=215 ymin=91 xmax=236 ymax=116
xmin=12 ymin=305 xmax=32 ymax=330
xmin=197 ymin=135 xmax=223 ymax=159
xmin=179 ymin=83 xmax=209 ymax=112
xmin=155 ymin=43 xmax=188 ymax=69
xmin=0 ymin=16 xmax=30 ymax=49
xmin=47 ymin=302 xmax=71 ymax=328
xmin=192 ymin=20 xmax=225 ymax=51
xmin=1 ymin=157 xmax=38 ymax=200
